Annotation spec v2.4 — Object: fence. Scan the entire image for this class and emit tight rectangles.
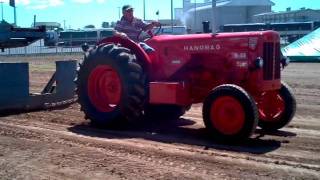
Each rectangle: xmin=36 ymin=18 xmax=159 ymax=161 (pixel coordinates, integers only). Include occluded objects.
xmin=0 ymin=45 xmax=83 ymax=56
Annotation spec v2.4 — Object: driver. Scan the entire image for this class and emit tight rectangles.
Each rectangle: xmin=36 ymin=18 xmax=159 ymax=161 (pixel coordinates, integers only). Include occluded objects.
xmin=114 ymin=5 xmax=161 ymax=42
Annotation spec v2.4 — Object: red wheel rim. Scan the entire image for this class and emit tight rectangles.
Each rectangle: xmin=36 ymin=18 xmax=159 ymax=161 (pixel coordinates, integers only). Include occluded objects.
xmin=258 ymin=91 xmax=285 ymax=121
xmin=88 ymin=65 xmax=122 ymax=112
xmin=210 ymin=96 xmax=245 ymax=135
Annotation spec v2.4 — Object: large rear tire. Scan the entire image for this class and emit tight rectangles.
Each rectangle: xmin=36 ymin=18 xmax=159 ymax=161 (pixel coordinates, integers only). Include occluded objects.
xmin=203 ymin=84 xmax=258 ymax=142
xmin=76 ymin=44 xmax=146 ymax=126
xmin=258 ymin=82 xmax=296 ymax=131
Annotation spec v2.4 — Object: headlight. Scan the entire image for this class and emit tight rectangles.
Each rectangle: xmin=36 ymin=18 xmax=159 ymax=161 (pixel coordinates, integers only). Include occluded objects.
xmin=255 ymin=57 xmax=264 ymax=69
xmin=281 ymin=56 xmax=290 ymax=67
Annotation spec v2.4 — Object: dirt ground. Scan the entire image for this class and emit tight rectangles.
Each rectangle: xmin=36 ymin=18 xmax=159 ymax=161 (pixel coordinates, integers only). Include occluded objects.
xmin=0 ymin=60 xmax=319 ymax=180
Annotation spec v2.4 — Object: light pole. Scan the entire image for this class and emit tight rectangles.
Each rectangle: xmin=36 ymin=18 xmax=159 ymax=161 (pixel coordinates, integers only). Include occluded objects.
xmin=118 ymin=7 xmax=121 ymax=19
xmin=143 ymin=0 xmax=145 ymax=21
xmin=0 ymin=1 xmax=4 ymax=21
xmin=8 ymin=0 xmax=16 ymax=25
xmin=156 ymin=10 xmax=159 ymax=21
xmin=171 ymin=0 xmax=173 ymax=30
xmin=33 ymin=14 xmax=36 ymax=27
xmin=194 ymin=0 xmax=197 ymax=31
xmin=14 ymin=5 xmax=16 ymax=25
xmin=212 ymin=0 xmax=217 ymax=33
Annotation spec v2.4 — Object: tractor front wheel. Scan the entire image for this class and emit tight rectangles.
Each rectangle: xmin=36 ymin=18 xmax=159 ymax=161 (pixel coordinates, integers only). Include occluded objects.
xmin=203 ymin=84 xmax=258 ymax=142
xmin=258 ymin=82 xmax=296 ymax=131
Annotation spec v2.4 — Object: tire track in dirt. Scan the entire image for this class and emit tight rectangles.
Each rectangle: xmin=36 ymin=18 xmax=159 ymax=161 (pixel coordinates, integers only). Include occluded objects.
xmin=3 ymin=102 xmax=320 ymax=166
xmin=0 ymin=123 xmax=231 ymax=179
xmin=0 ymin=120 xmax=319 ymax=179
xmin=0 ymin=123 xmax=217 ymax=179
xmin=0 ymin=62 xmax=319 ymax=179
xmin=2 ymin=103 xmax=320 ymax=173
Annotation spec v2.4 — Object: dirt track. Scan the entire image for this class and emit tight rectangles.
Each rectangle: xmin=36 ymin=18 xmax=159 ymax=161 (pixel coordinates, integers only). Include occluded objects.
xmin=0 ymin=62 xmax=319 ymax=179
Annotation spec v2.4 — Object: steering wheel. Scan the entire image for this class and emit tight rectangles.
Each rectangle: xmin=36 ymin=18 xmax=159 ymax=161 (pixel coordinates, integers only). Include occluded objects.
xmin=137 ymin=23 xmax=162 ymax=42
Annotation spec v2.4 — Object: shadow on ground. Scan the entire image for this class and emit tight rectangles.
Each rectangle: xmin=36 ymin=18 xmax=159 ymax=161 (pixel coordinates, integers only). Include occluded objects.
xmin=68 ymin=115 xmax=296 ymax=155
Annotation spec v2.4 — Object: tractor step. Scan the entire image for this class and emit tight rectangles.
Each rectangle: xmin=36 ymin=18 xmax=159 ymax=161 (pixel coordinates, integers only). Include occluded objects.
xmin=149 ymin=82 xmax=191 ymax=105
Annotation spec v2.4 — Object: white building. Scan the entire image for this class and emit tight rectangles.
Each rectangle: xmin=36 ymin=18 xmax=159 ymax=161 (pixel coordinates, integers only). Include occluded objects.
xmin=253 ymin=8 xmax=320 ymax=23
xmin=32 ymin=22 xmax=61 ymax=30
xmin=181 ymin=0 xmax=274 ymax=33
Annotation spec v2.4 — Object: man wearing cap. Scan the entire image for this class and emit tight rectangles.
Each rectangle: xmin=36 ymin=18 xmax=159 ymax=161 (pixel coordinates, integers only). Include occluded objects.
xmin=114 ymin=5 xmax=161 ymax=42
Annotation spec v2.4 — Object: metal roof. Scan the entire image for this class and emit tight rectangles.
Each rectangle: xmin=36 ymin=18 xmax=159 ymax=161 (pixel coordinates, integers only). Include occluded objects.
xmin=187 ymin=0 xmax=274 ymax=12
xmin=254 ymin=9 xmax=320 ymax=17
xmin=34 ymin=22 xmax=61 ymax=27
xmin=225 ymin=0 xmax=274 ymax=6
xmin=282 ymin=28 xmax=320 ymax=62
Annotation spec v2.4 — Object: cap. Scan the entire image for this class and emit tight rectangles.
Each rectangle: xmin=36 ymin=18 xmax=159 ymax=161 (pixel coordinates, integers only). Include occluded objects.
xmin=122 ymin=5 xmax=133 ymax=12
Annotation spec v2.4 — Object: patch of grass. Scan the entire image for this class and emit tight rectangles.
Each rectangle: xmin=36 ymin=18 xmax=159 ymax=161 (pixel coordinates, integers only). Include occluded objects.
xmin=0 ymin=54 xmax=82 ymax=62
xmin=1 ymin=54 xmax=82 ymax=72
xmin=29 ymin=63 xmax=56 ymax=72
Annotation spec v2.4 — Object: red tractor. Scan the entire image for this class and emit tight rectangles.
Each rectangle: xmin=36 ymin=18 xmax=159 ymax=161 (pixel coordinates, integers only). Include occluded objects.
xmin=76 ymin=28 xmax=296 ymax=141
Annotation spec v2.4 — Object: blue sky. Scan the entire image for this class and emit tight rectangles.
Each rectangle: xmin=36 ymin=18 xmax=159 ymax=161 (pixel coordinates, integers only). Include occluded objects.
xmin=1 ymin=0 xmax=319 ymax=29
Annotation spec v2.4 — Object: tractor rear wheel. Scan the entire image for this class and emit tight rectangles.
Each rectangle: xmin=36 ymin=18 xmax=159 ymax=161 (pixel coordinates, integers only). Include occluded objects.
xmin=76 ymin=44 xmax=146 ymax=126
xmin=258 ymin=82 xmax=296 ymax=131
xmin=144 ymin=104 xmax=190 ymax=120
xmin=203 ymin=84 xmax=258 ymax=142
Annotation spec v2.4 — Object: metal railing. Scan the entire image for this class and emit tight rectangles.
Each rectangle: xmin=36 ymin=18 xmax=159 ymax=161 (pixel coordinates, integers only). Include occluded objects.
xmin=0 ymin=45 xmax=83 ymax=56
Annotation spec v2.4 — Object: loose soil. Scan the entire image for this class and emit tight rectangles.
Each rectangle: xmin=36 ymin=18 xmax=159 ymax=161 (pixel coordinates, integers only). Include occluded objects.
xmin=0 ymin=60 xmax=319 ymax=180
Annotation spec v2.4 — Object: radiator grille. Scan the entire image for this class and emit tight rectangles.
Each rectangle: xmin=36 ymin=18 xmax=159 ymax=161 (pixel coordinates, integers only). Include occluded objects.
xmin=274 ymin=43 xmax=281 ymax=79
xmin=263 ymin=42 xmax=281 ymax=80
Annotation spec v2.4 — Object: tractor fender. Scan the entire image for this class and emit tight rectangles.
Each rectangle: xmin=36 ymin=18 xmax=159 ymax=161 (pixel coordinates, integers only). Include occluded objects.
xmin=98 ymin=36 xmax=151 ymax=72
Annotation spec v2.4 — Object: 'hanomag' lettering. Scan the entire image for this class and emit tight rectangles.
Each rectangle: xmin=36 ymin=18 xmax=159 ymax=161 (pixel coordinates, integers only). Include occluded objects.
xmin=183 ymin=44 xmax=221 ymax=51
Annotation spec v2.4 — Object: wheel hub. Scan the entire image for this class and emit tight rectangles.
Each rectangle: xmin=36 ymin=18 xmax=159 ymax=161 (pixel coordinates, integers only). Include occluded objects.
xmin=258 ymin=91 xmax=285 ymax=121
xmin=88 ymin=65 xmax=122 ymax=112
xmin=210 ymin=96 xmax=245 ymax=135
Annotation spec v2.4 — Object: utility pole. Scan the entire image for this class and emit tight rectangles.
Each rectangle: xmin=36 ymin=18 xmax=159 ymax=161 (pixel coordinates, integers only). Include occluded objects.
xmin=212 ymin=0 xmax=217 ymax=33
xmin=63 ymin=20 xmax=66 ymax=30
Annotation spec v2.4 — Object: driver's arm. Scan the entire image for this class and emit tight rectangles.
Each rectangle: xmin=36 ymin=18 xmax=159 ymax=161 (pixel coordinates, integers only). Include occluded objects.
xmin=135 ymin=18 xmax=160 ymax=31
xmin=142 ymin=21 xmax=161 ymax=31
xmin=113 ymin=21 xmax=129 ymax=39
xmin=113 ymin=30 xmax=128 ymax=39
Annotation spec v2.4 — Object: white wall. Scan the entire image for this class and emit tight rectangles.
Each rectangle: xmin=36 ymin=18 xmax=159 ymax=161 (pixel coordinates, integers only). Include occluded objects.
xmin=185 ymin=5 xmax=272 ymax=33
